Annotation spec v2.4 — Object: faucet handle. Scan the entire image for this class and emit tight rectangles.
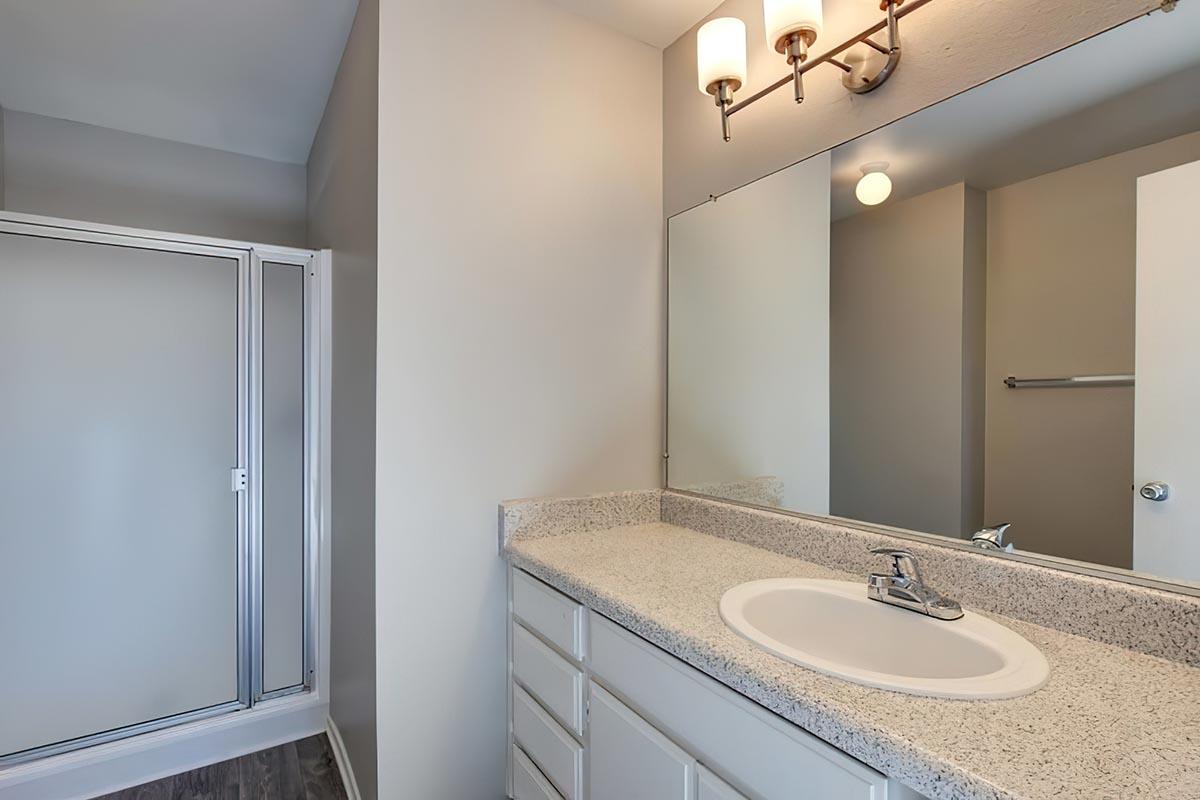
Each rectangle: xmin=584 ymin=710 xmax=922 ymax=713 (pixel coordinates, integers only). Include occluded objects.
xmin=869 ymin=547 xmax=923 ymax=582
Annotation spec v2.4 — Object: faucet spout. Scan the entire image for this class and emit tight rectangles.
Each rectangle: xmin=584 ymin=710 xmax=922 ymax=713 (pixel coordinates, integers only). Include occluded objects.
xmin=866 ymin=547 xmax=963 ymax=620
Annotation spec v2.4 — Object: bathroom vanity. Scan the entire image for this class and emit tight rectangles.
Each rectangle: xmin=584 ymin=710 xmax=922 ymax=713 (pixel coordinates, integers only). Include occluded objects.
xmin=507 ymin=567 xmax=920 ymax=800
xmin=501 ymin=490 xmax=1200 ymax=800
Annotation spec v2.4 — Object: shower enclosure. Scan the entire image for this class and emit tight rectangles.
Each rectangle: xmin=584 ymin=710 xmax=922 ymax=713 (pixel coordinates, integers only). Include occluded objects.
xmin=0 ymin=212 xmax=326 ymax=766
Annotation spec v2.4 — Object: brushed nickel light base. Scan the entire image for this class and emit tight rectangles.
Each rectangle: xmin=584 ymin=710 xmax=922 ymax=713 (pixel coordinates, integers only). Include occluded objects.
xmin=841 ymin=38 xmax=899 ymax=93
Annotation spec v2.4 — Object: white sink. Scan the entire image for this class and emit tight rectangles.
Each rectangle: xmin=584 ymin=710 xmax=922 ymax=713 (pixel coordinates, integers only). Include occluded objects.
xmin=719 ymin=579 xmax=1049 ymax=699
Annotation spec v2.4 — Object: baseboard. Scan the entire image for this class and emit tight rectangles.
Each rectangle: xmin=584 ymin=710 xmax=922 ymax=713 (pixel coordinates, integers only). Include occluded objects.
xmin=325 ymin=716 xmax=362 ymax=800
xmin=0 ymin=695 xmax=327 ymax=800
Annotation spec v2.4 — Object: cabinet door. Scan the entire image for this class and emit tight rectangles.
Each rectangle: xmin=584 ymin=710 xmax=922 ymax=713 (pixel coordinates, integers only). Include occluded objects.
xmin=588 ymin=682 xmax=695 ymax=800
xmin=697 ymin=765 xmax=748 ymax=800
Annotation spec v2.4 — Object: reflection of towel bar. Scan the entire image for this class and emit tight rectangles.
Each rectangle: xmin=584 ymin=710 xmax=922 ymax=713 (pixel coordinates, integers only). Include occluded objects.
xmin=1004 ymin=374 xmax=1134 ymax=389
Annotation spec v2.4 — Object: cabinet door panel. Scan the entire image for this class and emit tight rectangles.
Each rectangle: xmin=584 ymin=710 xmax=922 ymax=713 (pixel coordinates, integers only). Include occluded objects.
xmin=589 ymin=682 xmax=695 ymax=800
xmin=513 ymin=571 xmax=585 ymax=660
xmin=513 ymin=745 xmax=566 ymax=800
xmin=589 ymin=611 xmax=888 ymax=800
xmin=513 ymin=623 xmax=585 ymax=734
xmin=513 ymin=684 xmax=582 ymax=800
xmin=697 ymin=765 xmax=748 ymax=800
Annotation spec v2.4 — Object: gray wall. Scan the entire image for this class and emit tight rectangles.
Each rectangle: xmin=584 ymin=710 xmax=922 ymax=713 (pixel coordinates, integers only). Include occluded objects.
xmin=984 ymin=130 xmax=1200 ymax=568
xmin=304 ymin=0 xmax=378 ymax=797
xmin=830 ymin=183 xmax=985 ymax=537
xmin=662 ymin=0 xmax=1159 ymax=216
xmin=1 ymin=109 xmax=306 ymax=246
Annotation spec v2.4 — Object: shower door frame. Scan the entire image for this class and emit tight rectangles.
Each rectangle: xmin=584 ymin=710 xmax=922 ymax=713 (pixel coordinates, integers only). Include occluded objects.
xmin=0 ymin=211 xmax=327 ymax=768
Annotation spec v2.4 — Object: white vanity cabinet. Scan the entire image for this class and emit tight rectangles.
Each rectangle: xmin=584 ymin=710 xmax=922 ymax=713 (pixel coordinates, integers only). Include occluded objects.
xmin=507 ymin=567 xmax=925 ymax=800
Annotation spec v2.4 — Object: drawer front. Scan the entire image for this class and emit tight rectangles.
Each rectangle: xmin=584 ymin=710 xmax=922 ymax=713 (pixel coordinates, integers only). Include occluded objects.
xmin=697 ymin=764 xmax=748 ymax=800
xmin=512 ymin=684 xmax=583 ymax=800
xmin=513 ymin=570 xmax=585 ymax=660
xmin=589 ymin=611 xmax=888 ymax=800
xmin=513 ymin=745 xmax=566 ymax=800
xmin=513 ymin=623 xmax=586 ymax=735
xmin=589 ymin=682 xmax=696 ymax=800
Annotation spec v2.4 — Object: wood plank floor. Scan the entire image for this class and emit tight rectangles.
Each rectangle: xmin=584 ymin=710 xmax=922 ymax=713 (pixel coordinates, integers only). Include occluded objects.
xmin=95 ymin=734 xmax=348 ymax=800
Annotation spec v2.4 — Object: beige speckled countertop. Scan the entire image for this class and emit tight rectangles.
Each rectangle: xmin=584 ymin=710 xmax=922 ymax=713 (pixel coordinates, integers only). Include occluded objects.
xmin=506 ymin=522 xmax=1200 ymax=800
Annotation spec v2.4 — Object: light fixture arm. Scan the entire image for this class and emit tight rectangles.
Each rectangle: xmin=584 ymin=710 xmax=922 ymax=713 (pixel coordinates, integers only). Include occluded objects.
xmin=714 ymin=80 xmax=736 ymax=142
xmin=786 ymin=32 xmax=810 ymax=103
xmin=845 ymin=0 xmax=902 ymax=94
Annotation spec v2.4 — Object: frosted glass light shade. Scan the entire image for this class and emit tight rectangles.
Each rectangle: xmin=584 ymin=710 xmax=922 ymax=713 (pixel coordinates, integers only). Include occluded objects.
xmin=856 ymin=166 xmax=893 ymax=206
xmin=764 ymin=0 xmax=824 ymax=48
xmin=697 ymin=17 xmax=747 ymax=95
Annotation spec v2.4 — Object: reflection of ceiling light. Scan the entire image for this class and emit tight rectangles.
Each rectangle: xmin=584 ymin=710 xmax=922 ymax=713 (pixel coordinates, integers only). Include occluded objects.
xmin=855 ymin=162 xmax=892 ymax=206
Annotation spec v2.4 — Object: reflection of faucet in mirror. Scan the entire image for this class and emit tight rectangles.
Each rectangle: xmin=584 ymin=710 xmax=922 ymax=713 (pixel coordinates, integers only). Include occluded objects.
xmin=972 ymin=523 xmax=1013 ymax=553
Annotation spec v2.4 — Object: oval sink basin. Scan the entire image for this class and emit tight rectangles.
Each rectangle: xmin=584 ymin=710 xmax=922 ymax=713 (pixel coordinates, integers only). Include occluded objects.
xmin=719 ymin=579 xmax=1048 ymax=699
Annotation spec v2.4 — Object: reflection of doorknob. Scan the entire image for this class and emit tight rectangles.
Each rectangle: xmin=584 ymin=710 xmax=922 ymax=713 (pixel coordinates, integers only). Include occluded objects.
xmin=1139 ymin=482 xmax=1170 ymax=502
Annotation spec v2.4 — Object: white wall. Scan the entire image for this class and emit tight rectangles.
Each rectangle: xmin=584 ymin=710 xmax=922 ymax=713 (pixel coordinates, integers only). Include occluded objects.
xmin=2 ymin=109 xmax=307 ymax=246
xmin=374 ymin=3 xmax=662 ymax=796
xmin=375 ymin=0 xmax=663 ymax=797
xmin=668 ymin=153 xmax=830 ymax=511
xmin=305 ymin=0 xmax=379 ymax=796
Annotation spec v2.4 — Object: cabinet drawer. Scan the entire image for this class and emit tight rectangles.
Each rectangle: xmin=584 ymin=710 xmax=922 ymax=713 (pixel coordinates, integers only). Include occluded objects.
xmin=697 ymin=764 xmax=748 ymax=800
xmin=589 ymin=611 xmax=888 ymax=800
xmin=513 ymin=744 xmax=566 ymax=800
xmin=513 ymin=623 xmax=586 ymax=735
xmin=513 ymin=570 xmax=585 ymax=660
xmin=589 ymin=681 xmax=696 ymax=800
xmin=513 ymin=684 xmax=583 ymax=800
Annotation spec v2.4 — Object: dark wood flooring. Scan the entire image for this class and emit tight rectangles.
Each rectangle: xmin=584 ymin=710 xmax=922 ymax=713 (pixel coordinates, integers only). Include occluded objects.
xmin=96 ymin=734 xmax=348 ymax=800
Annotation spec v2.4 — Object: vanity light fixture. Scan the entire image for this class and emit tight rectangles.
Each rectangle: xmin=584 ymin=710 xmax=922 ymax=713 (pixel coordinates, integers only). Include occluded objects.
xmin=855 ymin=162 xmax=892 ymax=205
xmin=699 ymin=0 xmax=934 ymax=142
xmin=697 ymin=17 xmax=749 ymax=142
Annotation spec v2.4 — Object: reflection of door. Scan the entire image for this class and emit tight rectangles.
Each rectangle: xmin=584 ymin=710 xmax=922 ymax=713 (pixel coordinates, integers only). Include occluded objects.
xmin=1134 ymin=159 xmax=1200 ymax=582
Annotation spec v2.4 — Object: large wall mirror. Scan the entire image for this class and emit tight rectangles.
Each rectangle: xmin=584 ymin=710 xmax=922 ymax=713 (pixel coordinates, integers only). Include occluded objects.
xmin=667 ymin=4 xmax=1200 ymax=591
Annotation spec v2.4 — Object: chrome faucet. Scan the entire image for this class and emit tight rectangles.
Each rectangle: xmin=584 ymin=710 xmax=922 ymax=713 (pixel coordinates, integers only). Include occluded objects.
xmin=971 ymin=522 xmax=1013 ymax=553
xmin=867 ymin=547 xmax=963 ymax=620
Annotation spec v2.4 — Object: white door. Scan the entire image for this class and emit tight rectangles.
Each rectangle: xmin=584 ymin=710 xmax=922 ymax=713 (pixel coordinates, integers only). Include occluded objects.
xmin=1134 ymin=159 xmax=1200 ymax=582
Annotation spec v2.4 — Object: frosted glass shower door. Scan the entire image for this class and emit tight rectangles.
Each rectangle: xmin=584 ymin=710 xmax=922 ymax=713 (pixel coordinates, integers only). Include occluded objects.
xmin=260 ymin=258 xmax=307 ymax=695
xmin=0 ymin=227 xmax=246 ymax=759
